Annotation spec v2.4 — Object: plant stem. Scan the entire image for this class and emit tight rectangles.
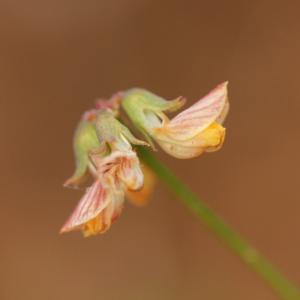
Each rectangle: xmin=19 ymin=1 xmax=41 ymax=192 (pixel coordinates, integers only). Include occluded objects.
xmin=138 ymin=147 xmax=300 ymax=300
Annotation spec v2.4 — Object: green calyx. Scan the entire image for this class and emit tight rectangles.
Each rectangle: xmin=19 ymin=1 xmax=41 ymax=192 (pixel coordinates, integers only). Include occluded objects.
xmin=121 ymin=88 xmax=185 ymax=147
xmin=64 ymin=120 xmax=100 ymax=187
xmin=95 ymin=110 xmax=148 ymax=152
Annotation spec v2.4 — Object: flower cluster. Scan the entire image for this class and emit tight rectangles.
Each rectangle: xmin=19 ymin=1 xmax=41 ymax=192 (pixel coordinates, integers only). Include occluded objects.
xmin=61 ymin=82 xmax=229 ymax=236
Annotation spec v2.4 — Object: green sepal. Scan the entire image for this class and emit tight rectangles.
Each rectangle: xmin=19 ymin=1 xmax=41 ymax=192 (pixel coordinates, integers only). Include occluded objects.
xmin=121 ymin=88 xmax=185 ymax=147
xmin=64 ymin=120 xmax=100 ymax=187
xmin=95 ymin=110 xmax=148 ymax=152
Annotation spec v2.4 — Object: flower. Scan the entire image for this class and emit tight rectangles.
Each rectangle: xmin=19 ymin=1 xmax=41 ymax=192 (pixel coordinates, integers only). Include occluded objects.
xmin=61 ymin=110 xmax=149 ymax=236
xmin=61 ymin=83 xmax=228 ymax=237
xmin=122 ymin=82 xmax=229 ymax=159
xmin=61 ymin=151 xmax=143 ymax=236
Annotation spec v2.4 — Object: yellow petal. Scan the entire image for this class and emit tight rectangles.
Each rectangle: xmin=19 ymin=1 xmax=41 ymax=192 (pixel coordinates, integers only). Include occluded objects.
xmin=83 ymin=214 xmax=105 ymax=237
xmin=126 ymin=163 xmax=156 ymax=206
xmin=198 ymin=122 xmax=226 ymax=152
xmin=154 ymin=122 xmax=226 ymax=159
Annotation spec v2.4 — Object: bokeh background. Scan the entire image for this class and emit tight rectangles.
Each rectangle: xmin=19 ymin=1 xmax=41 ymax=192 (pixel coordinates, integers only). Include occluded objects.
xmin=1 ymin=0 xmax=300 ymax=299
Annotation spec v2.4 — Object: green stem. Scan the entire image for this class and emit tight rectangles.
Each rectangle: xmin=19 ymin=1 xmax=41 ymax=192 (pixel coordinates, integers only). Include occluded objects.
xmin=138 ymin=147 xmax=300 ymax=300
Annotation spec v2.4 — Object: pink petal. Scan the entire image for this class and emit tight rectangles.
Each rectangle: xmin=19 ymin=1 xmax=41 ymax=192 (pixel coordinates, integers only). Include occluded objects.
xmin=95 ymin=92 xmax=122 ymax=112
xmin=92 ymin=150 xmax=144 ymax=191
xmin=60 ymin=180 xmax=110 ymax=233
xmin=166 ymin=82 xmax=228 ymax=140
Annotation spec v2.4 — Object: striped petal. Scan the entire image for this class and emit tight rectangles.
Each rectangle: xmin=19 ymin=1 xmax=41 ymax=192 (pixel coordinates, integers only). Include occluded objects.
xmin=92 ymin=150 xmax=144 ymax=191
xmin=117 ymin=152 xmax=144 ymax=191
xmin=83 ymin=189 xmax=124 ymax=237
xmin=60 ymin=180 xmax=110 ymax=234
xmin=164 ymin=82 xmax=228 ymax=140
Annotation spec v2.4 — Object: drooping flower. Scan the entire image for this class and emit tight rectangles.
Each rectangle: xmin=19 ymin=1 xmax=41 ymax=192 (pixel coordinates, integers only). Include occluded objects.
xmin=61 ymin=109 xmax=149 ymax=236
xmin=61 ymin=151 xmax=143 ymax=236
xmin=122 ymin=82 xmax=229 ymax=159
xmin=61 ymin=83 xmax=228 ymax=237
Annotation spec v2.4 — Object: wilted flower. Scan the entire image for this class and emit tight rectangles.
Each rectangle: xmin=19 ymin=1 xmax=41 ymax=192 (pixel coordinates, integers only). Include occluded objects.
xmin=122 ymin=82 xmax=228 ymax=159
xmin=61 ymin=110 xmax=149 ymax=236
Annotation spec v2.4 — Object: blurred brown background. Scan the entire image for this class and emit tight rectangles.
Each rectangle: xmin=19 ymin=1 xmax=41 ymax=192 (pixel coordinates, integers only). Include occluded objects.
xmin=1 ymin=0 xmax=299 ymax=299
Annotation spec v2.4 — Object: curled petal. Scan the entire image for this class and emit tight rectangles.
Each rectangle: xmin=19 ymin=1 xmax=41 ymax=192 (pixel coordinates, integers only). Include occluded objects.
xmin=60 ymin=181 xmax=111 ymax=235
xmin=92 ymin=150 xmax=144 ymax=191
xmin=83 ymin=190 xmax=124 ymax=237
xmin=165 ymin=82 xmax=228 ymax=140
xmin=117 ymin=152 xmax=144 ymax=191
xmin=154 ymin=122 xmax=226 ymax=159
